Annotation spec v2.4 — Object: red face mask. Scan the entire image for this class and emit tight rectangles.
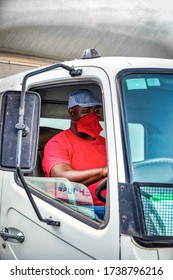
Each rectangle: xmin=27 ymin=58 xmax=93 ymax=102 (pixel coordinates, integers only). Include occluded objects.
xmin=76 ymin=113 xmax=103 ymax=138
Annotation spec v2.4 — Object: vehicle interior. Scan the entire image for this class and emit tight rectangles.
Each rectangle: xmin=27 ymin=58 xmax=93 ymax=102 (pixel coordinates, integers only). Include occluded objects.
xmin=122 ymin=73 xmax=173 ymax=183
xmin=29 ymin=82 xmax=104 ymax=177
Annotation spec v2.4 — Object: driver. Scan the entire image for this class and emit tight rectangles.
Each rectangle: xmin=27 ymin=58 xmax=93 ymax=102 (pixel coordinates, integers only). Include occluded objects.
xmin=42 ymin=89 xmax=108 ymax=218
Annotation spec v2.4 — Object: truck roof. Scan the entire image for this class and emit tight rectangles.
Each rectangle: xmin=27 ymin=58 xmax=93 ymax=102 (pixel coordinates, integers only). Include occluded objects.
xmin=1 ymin=55 xmax=173 ymax=87
xmin=67 ymin=56 xmax=173 ymax=69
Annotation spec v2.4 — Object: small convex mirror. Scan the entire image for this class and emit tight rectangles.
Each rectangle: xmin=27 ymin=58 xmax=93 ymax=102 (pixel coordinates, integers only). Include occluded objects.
xmin=0 ymin=90 xmax=40 ymax=171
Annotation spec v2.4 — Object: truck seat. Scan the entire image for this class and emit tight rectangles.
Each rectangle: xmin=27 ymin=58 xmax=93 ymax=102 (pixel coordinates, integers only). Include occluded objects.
xmin=31 ymin=126 xmax=63 ymax=177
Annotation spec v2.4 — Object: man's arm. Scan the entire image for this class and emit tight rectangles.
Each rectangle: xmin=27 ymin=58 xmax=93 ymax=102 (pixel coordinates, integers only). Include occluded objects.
xmin=51 ymin=163 xmax=108 ymax=186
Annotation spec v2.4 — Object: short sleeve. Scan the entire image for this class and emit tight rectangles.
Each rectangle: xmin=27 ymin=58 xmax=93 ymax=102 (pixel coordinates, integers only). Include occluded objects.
xmin=42 ymin=131 xmax=72 ymax=176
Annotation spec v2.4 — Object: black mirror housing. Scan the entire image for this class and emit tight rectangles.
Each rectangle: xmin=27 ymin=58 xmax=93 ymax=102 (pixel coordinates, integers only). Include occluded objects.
xmin=0 ymin=90 xmax=40 ymax=172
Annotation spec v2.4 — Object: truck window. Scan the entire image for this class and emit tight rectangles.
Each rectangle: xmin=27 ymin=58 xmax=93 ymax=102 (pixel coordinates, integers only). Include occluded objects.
xmin=122 ymin=73 xmax=173 ymax=183
xmin=25 ymin=176 xmax=97 ymax=220
xmin=23 ymin=83 xmax=107 ymax=223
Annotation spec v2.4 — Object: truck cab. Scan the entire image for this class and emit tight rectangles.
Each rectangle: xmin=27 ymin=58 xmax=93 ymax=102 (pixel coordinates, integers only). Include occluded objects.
xmin=0 ymin=50 xmax=173 ymax=259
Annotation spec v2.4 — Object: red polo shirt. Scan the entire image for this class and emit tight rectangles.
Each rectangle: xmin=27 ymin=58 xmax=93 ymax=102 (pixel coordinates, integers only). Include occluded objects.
xmin=42 ymin=129 xmax=107 ymax=205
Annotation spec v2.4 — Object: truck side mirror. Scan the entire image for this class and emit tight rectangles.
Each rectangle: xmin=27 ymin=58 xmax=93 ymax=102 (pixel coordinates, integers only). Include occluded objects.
xmin=0 ymin=90 xmax=40 ymax=172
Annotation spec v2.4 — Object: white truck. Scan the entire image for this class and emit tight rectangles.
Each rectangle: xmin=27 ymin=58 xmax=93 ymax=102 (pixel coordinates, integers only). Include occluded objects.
xmin=0 ymin=49 xmax=173 ymax=260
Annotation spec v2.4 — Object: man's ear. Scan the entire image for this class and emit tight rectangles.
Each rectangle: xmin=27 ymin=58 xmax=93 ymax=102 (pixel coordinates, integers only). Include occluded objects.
xmin=68 ymin=108 xmax=75 ymax=119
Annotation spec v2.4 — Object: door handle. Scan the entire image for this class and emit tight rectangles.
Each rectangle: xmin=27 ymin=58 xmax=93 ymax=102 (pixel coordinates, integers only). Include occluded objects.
xmin=0 ymin=227 xmax=25 ymax=243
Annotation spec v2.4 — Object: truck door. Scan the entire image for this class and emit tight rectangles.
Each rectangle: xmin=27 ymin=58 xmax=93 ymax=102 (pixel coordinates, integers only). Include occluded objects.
xmin=0 ymin=66 xmax=119 ymax=260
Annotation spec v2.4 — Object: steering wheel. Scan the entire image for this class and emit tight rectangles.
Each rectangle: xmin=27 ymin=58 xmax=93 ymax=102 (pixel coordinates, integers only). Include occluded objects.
xmin=95 ymin=177 xmax=107 ymax=203
xmin=133 ymin=157 xmax=173 ymax=183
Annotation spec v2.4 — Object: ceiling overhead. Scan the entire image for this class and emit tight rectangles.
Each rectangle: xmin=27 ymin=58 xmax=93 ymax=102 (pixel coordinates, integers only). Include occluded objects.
xmin=0 ymin=0 xmax=173 ymax=78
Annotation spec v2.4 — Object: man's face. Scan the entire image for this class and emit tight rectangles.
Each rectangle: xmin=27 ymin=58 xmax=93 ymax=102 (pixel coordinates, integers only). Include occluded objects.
xmin=68 ymin=105 xmax=103 ymax=138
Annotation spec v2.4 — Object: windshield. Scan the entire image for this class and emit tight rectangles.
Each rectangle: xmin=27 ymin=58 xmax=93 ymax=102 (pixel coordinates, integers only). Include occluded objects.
xmin=122 ymin=73 xmax=173 ymax=183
